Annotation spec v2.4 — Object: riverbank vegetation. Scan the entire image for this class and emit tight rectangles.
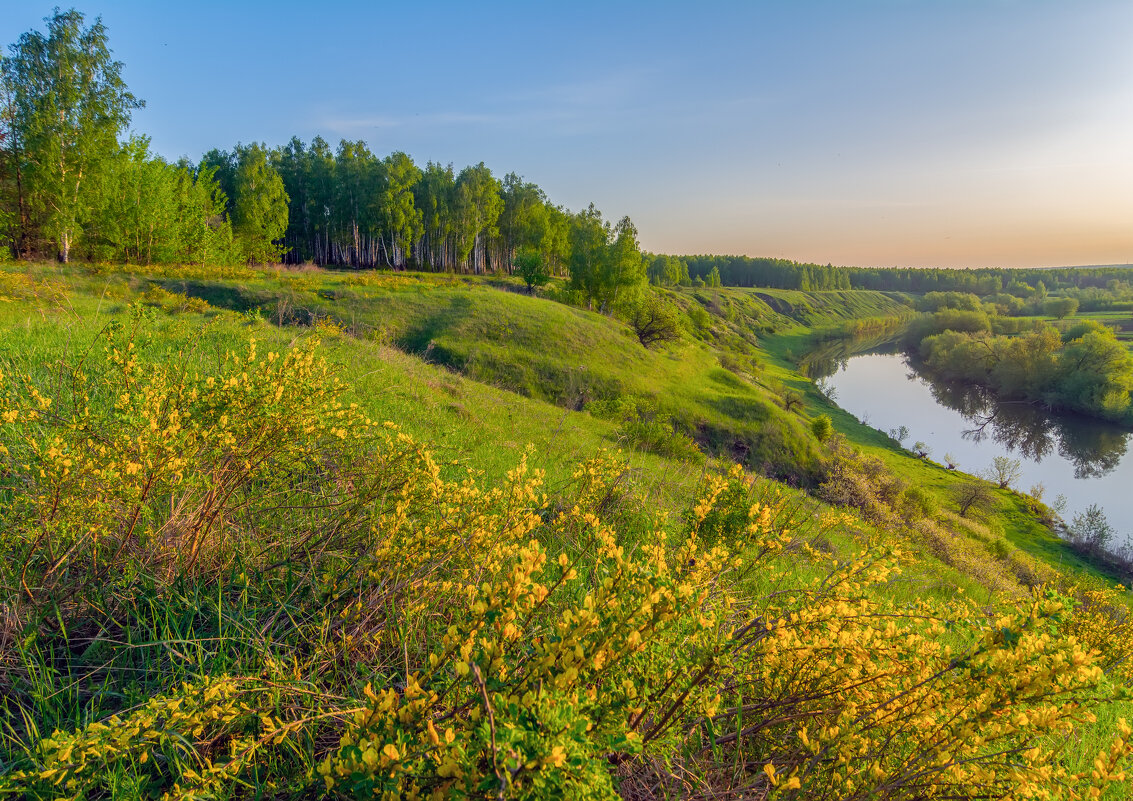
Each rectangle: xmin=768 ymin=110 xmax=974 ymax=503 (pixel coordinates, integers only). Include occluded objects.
xmin=898 ymin=292 xmax=1133 ymax=424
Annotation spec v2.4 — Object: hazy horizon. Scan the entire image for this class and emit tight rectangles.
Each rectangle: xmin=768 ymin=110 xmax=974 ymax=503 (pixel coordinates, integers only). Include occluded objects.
xmin=3 ymin=0 xmax=1130 ymax=270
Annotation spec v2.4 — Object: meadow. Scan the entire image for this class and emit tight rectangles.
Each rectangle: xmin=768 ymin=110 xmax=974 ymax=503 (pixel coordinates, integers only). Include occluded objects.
xmin=1 ymin=261 xmax=1132 ymax=800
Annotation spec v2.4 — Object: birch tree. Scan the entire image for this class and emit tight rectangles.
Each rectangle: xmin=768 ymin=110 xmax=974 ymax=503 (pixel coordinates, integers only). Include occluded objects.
xmin=1 ymin=9 xmax=141 ymax=262
xmin=453 ymin=162 xmax=502 ymax=273
xmin=375 ymin=151 xmax=422 ymax=267
xmin=233 ymin=144 xmax=288 ymax=263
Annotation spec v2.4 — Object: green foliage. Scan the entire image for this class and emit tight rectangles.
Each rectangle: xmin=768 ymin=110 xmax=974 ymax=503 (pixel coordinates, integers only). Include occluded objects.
xmin=1062 ymin=319 xmax=1109 ymax=342
xmin=514 ymin=247 xmax=550 ymax=293
xmin=917 ymin=291 xmax=983 ymax=312
xmin=87 ymin=137 xmax=235 ymax=265
xmin=0 ymin=9 xmax=142 ymax=262
xmin=588 ymin=395 xmax=702 ymax=462
xmin=376 ymin=151 xmax=424 ymax=264
xmin=904 ymin=308 xmax=992 ymax=345
xmin=568 ymin=205 xmax=644 ymax=311
xmin=951 ymin=479 xmax=995 ymax=519
xmin=781 ymin=388 xmax=804 ymax=413
xmin=1057 ymin=329 xmax=1133 ymax=419
xmin=818 ymin=436 xmax=908 ymax=524
xmin=898 ymin=484 xmax=939 ymax=519
xmin=810 ymin=413 xmax=833 ymax=443
xmin=231 ymin=143 xmax=290 ymax=263
xmin=685 ymin=301 xmax=712 ymax=333
xmin=629 ymin=291 xmax=681 ymax=348
xmin=1045 ymin=296 xmax=1080 ymax=319
xmin=647 ymin=253 xmax=690 ymax=286
xmin=454 ymin=162 xmax=504 ymax=269
xmin=914 ymin=321 xmax=1133 ymax=423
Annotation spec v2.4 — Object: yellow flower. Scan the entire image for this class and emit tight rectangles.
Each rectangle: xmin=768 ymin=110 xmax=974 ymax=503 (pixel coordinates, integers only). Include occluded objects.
xmin=544 ymin=746 xmax=566 ymax=768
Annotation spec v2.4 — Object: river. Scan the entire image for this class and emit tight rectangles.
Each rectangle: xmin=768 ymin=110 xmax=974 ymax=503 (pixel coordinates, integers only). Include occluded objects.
xmin=822 ymin=350 xmax=1133 ymax=538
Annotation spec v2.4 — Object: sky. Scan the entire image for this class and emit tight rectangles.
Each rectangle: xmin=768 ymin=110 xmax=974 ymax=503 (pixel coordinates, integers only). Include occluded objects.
xmin=3 ymin=0 xmax=1131 ymax=270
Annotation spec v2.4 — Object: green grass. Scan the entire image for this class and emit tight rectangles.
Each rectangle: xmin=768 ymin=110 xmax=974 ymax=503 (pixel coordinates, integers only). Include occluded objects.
xmin=0 ymin=261 xmax=1105 ymax=586
xmin=140 ymin=270 xmax=843 ymax=483
xmin=3 ymin=261 xmax=1133 ymax=798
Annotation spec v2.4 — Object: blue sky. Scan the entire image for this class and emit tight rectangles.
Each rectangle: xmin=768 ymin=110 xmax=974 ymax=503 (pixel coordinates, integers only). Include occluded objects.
xmin=3 ymin=1 xmax=1131 ymax=268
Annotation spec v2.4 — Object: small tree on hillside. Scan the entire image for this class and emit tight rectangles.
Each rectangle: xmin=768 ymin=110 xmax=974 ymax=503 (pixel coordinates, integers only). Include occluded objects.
xmin=630 ymin=292 xmax=681 ymax=348
xmin=811 ymin=414 xmax=834 ymax=443
xmin=951 ymin=479 xmax=994 ymax=518
xmin=1067 ymin=504 xmax=1115 ymax=551
xmin=782 ymin=389 xmax=803 ymax=413
xmin=984 ymin=456 xmax=1022 ymax=490
xmin=514 ymin=247 xmax=550 ymax=294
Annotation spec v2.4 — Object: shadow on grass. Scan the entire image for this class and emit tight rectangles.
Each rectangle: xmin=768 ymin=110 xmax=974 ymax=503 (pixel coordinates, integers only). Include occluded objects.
xmin=160 ymin=280 xmax=267 ymax=313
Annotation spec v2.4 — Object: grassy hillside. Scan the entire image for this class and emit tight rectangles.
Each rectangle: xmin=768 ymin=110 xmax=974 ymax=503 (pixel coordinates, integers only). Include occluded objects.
xmin=2 ymin=261 xmax=1131 ymax=799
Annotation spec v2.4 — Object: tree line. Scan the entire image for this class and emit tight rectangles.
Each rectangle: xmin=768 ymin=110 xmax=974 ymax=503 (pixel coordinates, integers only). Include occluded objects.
xmin=644 ymin=256 xmax=1133 ymax=296
xmin=0 ymin=8 xmax=645 ymax=307
xmin=263 ymin=138 xmax=576 ymax=275
xmin=645 ymin=254 xmax=852 ymax=291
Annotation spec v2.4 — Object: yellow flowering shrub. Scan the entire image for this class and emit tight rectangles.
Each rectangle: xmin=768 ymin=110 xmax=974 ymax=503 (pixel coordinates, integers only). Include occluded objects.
xmin=0 ymin=310 xmax=433 ymax=613
xmin=1063 ymin=584 xmax=1133 ymax=684
xmin=0 ymin=268 xmax=67 ymax=307
xmin=4 ymin=677 xmax=262 ymax=799
xmin=1 ymin=324 xmax=1131 ymax=800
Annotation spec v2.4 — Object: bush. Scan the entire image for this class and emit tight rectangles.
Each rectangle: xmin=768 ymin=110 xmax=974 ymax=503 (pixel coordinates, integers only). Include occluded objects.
xmin=897 ymin=485 xmax=939 ymax=521
xmin=1067 ymin=504 xmax=1116 ymax=552
xmin=817 ymin=436 xmax=907 ymax=524
xmin=588 ymin=395 xmax=702 ymax=462
xmin=2 ymin=326 xmax=1131 ymax=799
xmin=950 ymin=479 xmax=995 ymax=518
xmin=514 ymin=248 xmax=551 ymax=293
xmin=629 ymin=292 xmax=682 ymax=348
xmin=810 ymin=414 xmax=833 ymax=443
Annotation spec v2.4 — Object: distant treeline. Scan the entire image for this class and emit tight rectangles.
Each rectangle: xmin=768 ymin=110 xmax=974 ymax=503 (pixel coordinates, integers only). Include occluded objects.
xmin=648 ymin=255 xmax=853 ymax=291
xmin=845 ymin=265 xmax=1133 ymax=295
xmin=648 ymin=254 xmax=1133 ymax=295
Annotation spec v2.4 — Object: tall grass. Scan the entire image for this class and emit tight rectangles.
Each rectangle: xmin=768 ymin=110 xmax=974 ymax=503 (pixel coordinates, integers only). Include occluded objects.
xmin=1 ymin=317 xmax=1131 ymax=799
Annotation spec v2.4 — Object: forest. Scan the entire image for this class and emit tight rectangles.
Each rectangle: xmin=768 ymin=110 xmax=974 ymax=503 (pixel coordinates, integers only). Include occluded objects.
xmin=0 ymin=11 xmax=640 ymax=304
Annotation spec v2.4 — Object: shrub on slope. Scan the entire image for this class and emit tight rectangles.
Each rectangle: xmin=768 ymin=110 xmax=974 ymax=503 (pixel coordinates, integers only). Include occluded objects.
xmin=0 ymin=322 xmax=1129 ymax=799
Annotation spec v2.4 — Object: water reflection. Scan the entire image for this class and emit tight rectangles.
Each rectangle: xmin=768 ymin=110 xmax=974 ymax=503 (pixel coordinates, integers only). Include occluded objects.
xmin=825 ymin=349 xmax=1133 ymax=534
xmin=800 ymin=337 xmax=898 ymax=379
xmin=915 ymin=365 xmax=1129 ymax=479
xmin=807 ymin=337 xmax=1133 ymax=480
